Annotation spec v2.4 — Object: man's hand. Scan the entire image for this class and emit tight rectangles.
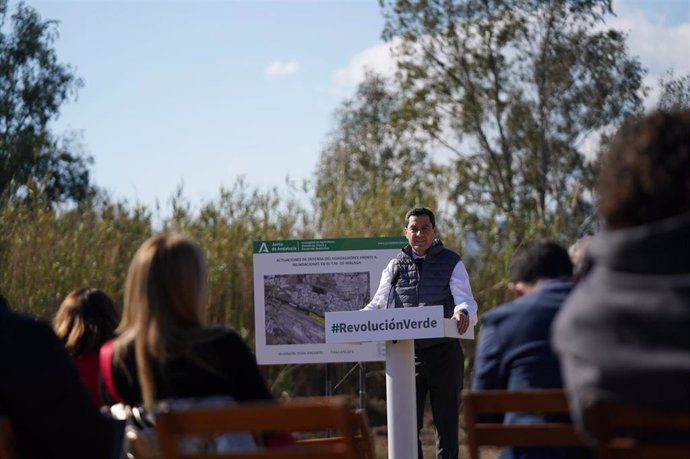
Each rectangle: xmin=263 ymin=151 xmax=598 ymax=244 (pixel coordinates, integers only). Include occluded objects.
xmin=452 ymin=310 xmax=470 ymax=335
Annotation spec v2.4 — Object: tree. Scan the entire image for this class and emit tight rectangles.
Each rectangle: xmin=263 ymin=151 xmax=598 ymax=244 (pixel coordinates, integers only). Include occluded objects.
xmin=314 ymin=72 xmax=443 ymax=237
xmin=379 ymin=0 xmax=646 ymax=247
xmin=372 ymin=0 xmax=647 ymax=324
xmin=0 ymin=0 xmax=92 ymax=204
xmin=658 ymin=70 xmax=690 ymax=112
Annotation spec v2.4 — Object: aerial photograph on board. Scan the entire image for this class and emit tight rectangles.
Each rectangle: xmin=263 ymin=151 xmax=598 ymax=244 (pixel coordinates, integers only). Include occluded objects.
xmin=264 ymin=273 xmax=370 ymax=345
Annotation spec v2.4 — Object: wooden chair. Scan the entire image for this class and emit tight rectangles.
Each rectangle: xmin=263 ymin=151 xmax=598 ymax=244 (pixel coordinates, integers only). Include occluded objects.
xmin=584 ymin=400 xmax=690 ymax=459
xmin=0 ymin=416 xmax=15 ymax=459
xmin=462 ymin=389 xmax=590 ymax=459
xmin=155 ymin=396 xmax=372 ymax=459
xmin=297 ymin=408 xmax=376 ymax=459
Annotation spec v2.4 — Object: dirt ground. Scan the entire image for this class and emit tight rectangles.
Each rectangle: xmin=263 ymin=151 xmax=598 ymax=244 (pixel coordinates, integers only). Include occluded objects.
xmin=370 ymin=420 xmax=502 ymax=459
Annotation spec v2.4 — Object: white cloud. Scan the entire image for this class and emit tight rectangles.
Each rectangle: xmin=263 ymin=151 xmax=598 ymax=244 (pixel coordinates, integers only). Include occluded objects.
xmin=330 ymin=40 xmax=399 ymax=96
xmin=264 ymin=61 xmax=299 ymax=77
xmin=331 ymin=2 xmax=690 ymax=105
xmin=606 ymin=1 xmax=690 ymax=107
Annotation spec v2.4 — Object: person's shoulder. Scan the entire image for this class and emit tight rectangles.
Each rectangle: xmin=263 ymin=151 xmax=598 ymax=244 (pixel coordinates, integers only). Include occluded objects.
xmin=560 ymin=273 xmax=606 ymax=313
xmin=395 ymin=247 xmax=412 ymax=260
xmin=552 ymin=274 xmax=609 ymax=345
xmin=483 ymin=290 xmax=552 ymax=324
xmin=430 ymin=243 xmax=461 ymax=261
xmin=443 ymin=247 xmax=461 ymax=260
xmin=482 ymin=300 xmax=518 ymax=325
xmin=0 ymin=309 xmax=54 ymax=341
xmin=197 ymin=325 xmax=246 ymax=347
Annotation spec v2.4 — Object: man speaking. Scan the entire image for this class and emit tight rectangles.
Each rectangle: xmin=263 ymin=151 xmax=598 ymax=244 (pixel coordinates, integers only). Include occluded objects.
xmin=362 ymin=207 xmax=478 ymax=459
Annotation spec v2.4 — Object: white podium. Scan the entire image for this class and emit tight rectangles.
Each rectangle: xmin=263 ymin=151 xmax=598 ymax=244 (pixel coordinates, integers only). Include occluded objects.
xmin=325 ymin=306 xmax=473 ymax=459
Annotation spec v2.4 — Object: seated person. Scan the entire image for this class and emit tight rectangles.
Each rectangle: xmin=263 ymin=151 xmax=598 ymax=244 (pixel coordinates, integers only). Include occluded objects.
xmin=472 ymin=240 xmax=591 ymax=459
xmin=100 ymin=234 xmax=290 ymax=448
xmin=0 ymin=294 xmax=116 ymax=459
xmin=553 ymin=109 xmax=690 ymax=428
xmin=53 ymin=288 xmax=118 ymax=405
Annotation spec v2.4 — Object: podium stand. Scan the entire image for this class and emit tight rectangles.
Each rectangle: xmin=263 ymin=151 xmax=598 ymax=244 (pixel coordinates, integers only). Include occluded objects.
xmin=325 ymin=306 xmax=473 ymax=459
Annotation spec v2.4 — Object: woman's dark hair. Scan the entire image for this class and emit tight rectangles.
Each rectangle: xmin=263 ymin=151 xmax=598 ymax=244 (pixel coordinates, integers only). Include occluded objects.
xmin=53 ymin=288 xmax=119 ymax=356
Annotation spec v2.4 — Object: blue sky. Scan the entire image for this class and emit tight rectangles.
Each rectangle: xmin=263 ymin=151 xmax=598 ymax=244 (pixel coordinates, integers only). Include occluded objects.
xmin=12 ymin=0 xmax=690 ymax=212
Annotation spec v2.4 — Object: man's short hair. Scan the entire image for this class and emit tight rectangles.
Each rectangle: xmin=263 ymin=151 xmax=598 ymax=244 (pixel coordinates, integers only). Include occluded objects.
xmin=405 ymin=207 xmax=436 ymax=227
xmin=597 ymin=110 xmax=690 ymax=229
xmin=508 ymin=240 xmax=573 ymax=284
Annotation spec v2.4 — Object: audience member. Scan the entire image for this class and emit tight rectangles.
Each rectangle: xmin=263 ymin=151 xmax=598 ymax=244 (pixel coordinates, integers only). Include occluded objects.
xmin=0 ymin=305 xmax=116 ymax=459
xmin=472 ymin=240 xmax=589 ymax=459
xmin=101 ymin=233 xmax=275 ymax=409
xmin=53 ymin=288 xmax=118 ymax=405
xmin=553 ymin=110 xmax=690 ymax=428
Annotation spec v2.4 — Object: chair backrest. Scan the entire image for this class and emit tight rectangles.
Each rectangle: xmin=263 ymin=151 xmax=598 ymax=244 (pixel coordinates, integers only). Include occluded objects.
xmin=0 ymin=416 xmax=15 ymax=459
xmin=296 ymin=408 xmax=376 ymax=459
xmin=462 ymin=389 xmax=590 ymax=459
xmin=155 ymin=396 xmax=368 ymax=459
xmin=583 ymin=400 xmax=690 ymax=459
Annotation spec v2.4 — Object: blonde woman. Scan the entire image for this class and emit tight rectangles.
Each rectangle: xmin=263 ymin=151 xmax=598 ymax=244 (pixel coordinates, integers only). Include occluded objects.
xmin=53 ymin=287 xmax=118 ymax=405
xmin=100 ymin=234 xmax=274 ymax=410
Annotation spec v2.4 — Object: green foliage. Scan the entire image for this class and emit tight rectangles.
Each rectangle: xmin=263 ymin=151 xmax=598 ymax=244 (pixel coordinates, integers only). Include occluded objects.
xmin=0 ymin=180 xmax=315 ymax=394
xmin=370 ymin=2 xmax=648 ymax=358
xmin=0 ymin=196 xmax=151 ymax=318
xmin=658 ymin=70 xmax=690 ymax=112
xmin=0 ymin=179 xmax=312 ymax=328
xmin=314 ymin=72 xmax=444 ymax=237
xmin=162 ymin=178 xmax=314 ymax=333
xmin=0 ymin=0 xmax=92 ymax=205
xmin=0 ymin=0 xmax=660 ymax=401
xmin=380 ymin=0 xmax=645 ymax=247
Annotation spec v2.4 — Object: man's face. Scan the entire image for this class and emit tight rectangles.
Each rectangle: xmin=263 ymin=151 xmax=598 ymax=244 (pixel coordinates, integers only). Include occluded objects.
xmin=404 ymin=215 xmax=437 ymax=256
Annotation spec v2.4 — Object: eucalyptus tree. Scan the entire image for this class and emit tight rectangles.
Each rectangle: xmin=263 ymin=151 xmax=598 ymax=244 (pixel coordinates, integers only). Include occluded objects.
xmin=315 ymin=72 xmax=443 ymax=238
xmin=658 ymin=70 xmax=690 ymax=112
xmin=379 ymin=0 xmax=646 ymax=246
xmin=0 ymin=0 xmax=92 ymax=204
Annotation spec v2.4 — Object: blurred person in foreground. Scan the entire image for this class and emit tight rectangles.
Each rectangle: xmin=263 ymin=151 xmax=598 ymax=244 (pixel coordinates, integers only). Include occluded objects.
xmin=362 ymin=207 xmax=478 ymax=459
xmin=53 ymin=288 xmax=119 ymax=405
xmin=0 ymin=293 xmax=116 ymax=459
xmin=472 ymin=240 xmax=591 ymax=459
xmin=553 ymin=110 xmax=690 ymax=428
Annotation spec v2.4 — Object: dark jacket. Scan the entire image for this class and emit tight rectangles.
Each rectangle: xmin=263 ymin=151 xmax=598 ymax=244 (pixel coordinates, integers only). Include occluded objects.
xmin=104 ymin=326 xmax=273 ymax=406
xmin=553 ymin=211 xmax=690 ymax=429
xmin=0 ymin=309 xmax=115 ymax=459
xmin=473 ymin=280 xmax=591 ymax=459
xmin=472 ymin=280 xmax=572 ymax=417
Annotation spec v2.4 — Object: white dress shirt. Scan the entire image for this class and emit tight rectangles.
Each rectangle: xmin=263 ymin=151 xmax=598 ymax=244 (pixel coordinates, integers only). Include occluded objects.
xmin=361 ymin=257 xmax=479 ymax=326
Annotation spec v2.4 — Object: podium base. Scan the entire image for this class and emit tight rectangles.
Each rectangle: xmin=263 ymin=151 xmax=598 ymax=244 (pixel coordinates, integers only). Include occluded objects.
xmin=386 ymin=339 xmax=418 ymax=459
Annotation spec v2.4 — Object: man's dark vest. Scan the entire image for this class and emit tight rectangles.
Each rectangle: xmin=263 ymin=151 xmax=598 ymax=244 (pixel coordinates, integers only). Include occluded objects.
xmin=392 ymin=241 xmax=460 ymax=350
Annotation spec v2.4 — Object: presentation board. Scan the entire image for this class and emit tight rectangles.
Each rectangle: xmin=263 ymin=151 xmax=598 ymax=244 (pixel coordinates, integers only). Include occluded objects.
xmin=252 ymin=237 xmax=406 ymax=365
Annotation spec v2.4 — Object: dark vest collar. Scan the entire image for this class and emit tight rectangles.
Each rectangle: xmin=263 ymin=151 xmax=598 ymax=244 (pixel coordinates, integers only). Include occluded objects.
xmin=402 ymin=240 xmax=445 ymax=259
